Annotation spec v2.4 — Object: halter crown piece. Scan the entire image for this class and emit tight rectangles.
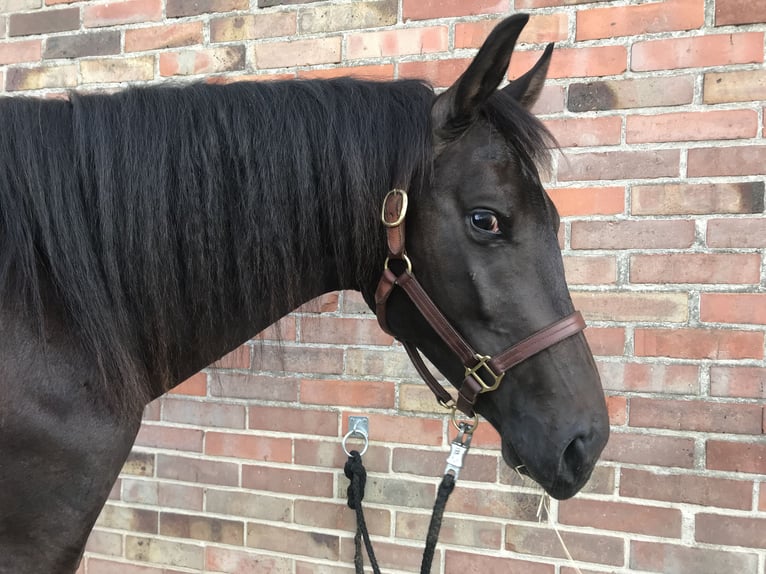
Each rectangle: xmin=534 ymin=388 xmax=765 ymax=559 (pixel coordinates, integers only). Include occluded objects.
xmin=374 ymin=189 xmax=587 ymax=427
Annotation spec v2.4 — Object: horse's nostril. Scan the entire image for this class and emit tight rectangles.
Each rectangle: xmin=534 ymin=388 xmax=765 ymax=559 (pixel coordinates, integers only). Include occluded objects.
xmin=562 ymin=435 xmax=587 ymax=477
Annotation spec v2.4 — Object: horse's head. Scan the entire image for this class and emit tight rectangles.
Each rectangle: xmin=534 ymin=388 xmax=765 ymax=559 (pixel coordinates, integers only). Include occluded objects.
xmin=378 ymin=14 xmax=609 ymax=500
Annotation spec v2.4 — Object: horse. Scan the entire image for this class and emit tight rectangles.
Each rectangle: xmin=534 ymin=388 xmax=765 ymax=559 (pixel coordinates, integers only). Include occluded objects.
xmin=0 ymin=14 xmax=609 ymax=573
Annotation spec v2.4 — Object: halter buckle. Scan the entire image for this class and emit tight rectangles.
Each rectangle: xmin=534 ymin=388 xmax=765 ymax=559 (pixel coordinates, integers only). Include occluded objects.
xmin=381 ymin=189 xmax=408 ymax=228
xmin=464 ymin=354 xmax=505 ymax=392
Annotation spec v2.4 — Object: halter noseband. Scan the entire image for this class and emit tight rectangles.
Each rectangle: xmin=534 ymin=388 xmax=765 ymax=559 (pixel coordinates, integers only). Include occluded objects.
xmin=374 ymin=189 xmax=586 ymax=421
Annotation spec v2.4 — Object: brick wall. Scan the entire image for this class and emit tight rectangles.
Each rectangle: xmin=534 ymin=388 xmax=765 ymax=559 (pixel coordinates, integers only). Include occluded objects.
xmin=2 ymin=0 xmax=765 ymax=572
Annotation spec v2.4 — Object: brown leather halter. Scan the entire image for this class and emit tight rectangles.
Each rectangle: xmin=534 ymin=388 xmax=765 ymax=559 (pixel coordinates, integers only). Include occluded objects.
xmin=374 ymin=189 xmax=587 ymax=421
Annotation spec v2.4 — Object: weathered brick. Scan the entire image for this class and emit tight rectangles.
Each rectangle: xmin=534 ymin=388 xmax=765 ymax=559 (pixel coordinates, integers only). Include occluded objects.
xmin=696 ymin=513 xmax=766 ymax=549
xmin=571 ymin=219 xmax=694 ymax=249
xmin=586 ymin=327 xmax=625 ymax=356
xmin=455 ymin=13 xmax=567 ymax=47
xmin=448 ymin=487 xmax=542 ymax=521
xmin=403 ymin=0 xmax=507 ymax=21
xmin=122 ymin=451 xmax=154 ymax=477
xmin=627 ymin=109 xmax=758 ymax=143
xmin=346 ymin=347 xmax=418 ymax=379
xmin=0 ymin=39 xmax=41 ymax=65
xmin=710 ymin=366 xmax=766 ymax=399
xmin=81 ymin=56 xmax=155 ymax=84
xmin=297 ymin=64 xmax=395 ymax=80
xmin=632 ymin=32 xmax=764 ymax=71
xmin=635 ymin=328 xmax=764 ymax=360
xmin=397 ymin=512 xmax=502 ymax=549
xmin=160 ymin=45 xmax=245 ymax=76
xmin=399 ymin=383 xmax=454 ymax=414
xmin=125 ymin=22 xmax=204 ymax=52
xmin=84 ymin=529 xmax=122 ymax=557
xmin=5 ymin=63 xmax=76 ymax=90
xmin=86 ymin=558 xmax=187 ymax=574
xmin=347 ymin=26 xmax=447 ymax=60
xmin=96 ymin=504 xmax=158 ymax=533
xmin=701 ymin=293 xmax=766 ymax=325
xmin=45 ymin=32 xmax=122 ymax=60
xmin=253 ymin=344 xmax=344 ymax=375
xmin=206 ymin=548 xmax=292 ymax=574
xmin=342 ymin=412 xmax=442 ymax=446
xmin=205 ymin=431 xmax=292 ymax=462
xmin=632 ymin=182 xmax=764 ymax=215
xmin=631 ymin=540 xmax=759 ymax=574
xmin=126 ymin=536 xmax=204 ymax=570
xmin=563 ymin=256 xmax=618 ymax=285
xmin=157 ymin=483 xmax=203 ymax=511
xmin=577 ymin=0 xmax=703 ymax=40
xmin=510 ymin=45 xmax=627 ymax=79
xmin=160 ymin=512 xmax=244 ymax=545
xmin=84 ymin=0 xmax=162 ymax=28
xmin=630 ymin=253 xmax=761 ymax=284
xmin=248 ymin=405 xmax=337 ymax=436
xmin=243 ymin=465 xmax=334 ymax=497
xmin=135 ymin=423 xmax=202 ymax=452
xmin=300 ymin=316 xmax=392 ymax=346
xmin=162 ymin=397 xmax=245 ymax=428
xmin=300 ymin=378 xmax=395 ymax=408
xmin=599 ymin=362 xmax=699 ymax=395
xmin=157 ymin=454 xmax=239 ymax=486
xmin=254 ymin=37 xmax=341 ymax=69
xmin=213 ymin=345 xmax=250 ymax=369
xmin=531 ymin=84 xmax=565 ymax=114
xmin=559 ymin=498 xmax=681 ymax=537
xmin=209 ymin=372 xmax=299 ymax=402
xmin=0 ymin=0 xmax=41 ymax=13
xmin=715 ymin=0 xmax=766 ymax=25
xmin=572 ymin=292 xmax=688 ymax=322
xmin=166 ymin=0 xmax=247 ymax=17
xmin=688 ymin=145 xmax=766 ymax=177
xmin=506 ymin=524 xmax=624 ymax=565
xmin=704 ymin=69 xmax=766 ymax=103
xmin=295 ymin=500 xmax=389 ymax=536
xmin=247 ymin=523 xmax=339 ymax=560
xmin=543 ymin=116 xmax=622 ymax=148
xmin=707 ymin=218 xmax=766 ymax=248
xmin=603 ymin=431 xmax=695 ymax=468
xmin=294 ymin=439 xmax=390 ymax=472
xmin=340 ymin=538 xmax=441 ymax=572
xmin=9 ymin=7 xmax=78 ymax=36
xmin=392 ymin=447 xmax=497 ymax=482
xmin=707 ymin=440 xmax=766 ymax=474
xmin=568 ymin=76 xmax=695 ymax=112
xmin=211 ymin=12 xmax=296 ymax=42
xmin=620 ymin=468 xmax=753 ymax=509
xmin=399 ymin=58 xmax=470 ymax=88
xmin=631 ymin=397 xmax=763 ymax=434
xmin=299 ymin=0 xmax=396 ymax=33
xmin=206 ymin=489 xmax=292 ymax=521
xmin=446 ymin=550 xmax=553 ymax=574
xmin=558 ymin=150 xmax=680 ymax=182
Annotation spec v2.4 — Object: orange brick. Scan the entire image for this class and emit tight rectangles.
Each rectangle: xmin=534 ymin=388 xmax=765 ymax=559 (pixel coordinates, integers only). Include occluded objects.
xmin=585 ymin=326 xmax=625 ymax=355
xmin=299 ymin=316 xmax=393 ymax=346
xmin=84 ymin=0 xmax=162 ymax=27
xmin=297 ymin=64 xmax=395 ymax=80
xmin=630 ymin=397 xmax=763 ymax=434
xmin=80 ymin=56 xmax=155 ymax=84
xmin=632 ymin=32 xmax=763 ymax=71
xmin=403 ymin=0 xmax=508 ymax=21
xmin=715 ymin=0 xmax=766 ymax=25
xmin=571 ymin=219 xmax=694 ymax=249
xmin=159 ymin=46 xmax=245 ymax=76
xmin=607 ymin=395 xmax=627 ymax=425
xmin=603 ymin=431 xmax=694 ymax=468
xmin=125 ymin=22 xmax=204 ymax=52
xmin=210 ymin=12 xmax=296 ymax=42
xmin=299 ymin=378 xmax=395 ymax=408
xmin=549 ymin=186 xmax=624 ymax=216
xmin=205 ymin=432 xmax=292 ymax=462
xmin=704 ymin=69 xmax=766 ymax=103
xmin=688 ymin=145 xmax=766 ymax=177
xmin=455 ymin=13 xmax=568 ymax=48
xmin=243 ymin=466 xmax=333 ymax=497
xmin=577 ymin=0 xmax=704 ymax=40
xmin=543 ymin=116 xmax=622 ymax=148
xmin=399 ymin=58 xmax=470 ymax=88
xmin=558 ymin=149 xmax=680 ymax=182
xmin=630 ymin=253 xmax=761 ymax=284
xmin=562 ymin=255 xmax=618 ymax=285
xmin=510 ymin=45 xmax=627 ymax=79
xmin=254 ymin=37 xmax=341 ymax=69
xmin=347 ymin=26 xmax=447 ymax=60
xmin=632 ymin=182 xmax=764 ymax=215
xmin=701 ymin=293 xmax=766 ymax=324
xmin=599 ymin=362 xmax=699 ymax=395
xmin=634 ymin=328 xmax=764 ymax=360
xmin=342 ymin=412 xmax=442 ymax=446
xmin=707 ymin=217 xmax=766 ymax=247
xmin=248 ymin=405 xmax=337 ymax=436
xmin=627 ymin=109 xmax=758 ymax=143
xmin=0 ymin=39 xmax=41 ymax=66
xmin=168 ymin=372 xmax=207 ymax=397
xmin=572 ymin=292 xmax=688 ymax=322
xmin=710 ymin=366 xmax=766 ymax=399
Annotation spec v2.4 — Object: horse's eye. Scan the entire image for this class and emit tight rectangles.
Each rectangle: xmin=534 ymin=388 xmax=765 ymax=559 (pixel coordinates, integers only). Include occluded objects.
xmin=470 ymin=211 xmax=501 ymax=234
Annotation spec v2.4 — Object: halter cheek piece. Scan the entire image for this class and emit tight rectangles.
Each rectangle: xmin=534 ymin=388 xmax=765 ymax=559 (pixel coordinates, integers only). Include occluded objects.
xmin=375 ymin=189 xmax=586 ymax=422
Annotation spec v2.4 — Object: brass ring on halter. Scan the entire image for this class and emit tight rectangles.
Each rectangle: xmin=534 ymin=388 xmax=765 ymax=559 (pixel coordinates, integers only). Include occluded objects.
xmin=381 ymin=189 xmax=408 ymax=228
xmin=384 ymin=253 xmax=412 ymax=274
xmin=451 ymin=408 xmax=479 ymax=434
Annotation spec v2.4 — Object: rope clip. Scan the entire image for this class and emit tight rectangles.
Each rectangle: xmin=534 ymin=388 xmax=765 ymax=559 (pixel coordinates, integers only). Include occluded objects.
xmin=444 ymin=422 xmax=473 ymax=480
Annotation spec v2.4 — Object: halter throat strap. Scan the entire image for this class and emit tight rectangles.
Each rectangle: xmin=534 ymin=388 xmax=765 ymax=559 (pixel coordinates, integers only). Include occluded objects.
xmin=374 ymin=189 xmax=586 ymax=417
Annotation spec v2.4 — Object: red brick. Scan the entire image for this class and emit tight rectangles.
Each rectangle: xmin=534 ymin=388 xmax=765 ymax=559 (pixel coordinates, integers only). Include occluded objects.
xmin=355 ymin=475 xmax=436 ymax=508
xmin=295 ymin=562 xmax=353 ymax=574
xmin=392 ymin=447 xmax=497 ymax=482
xmin=760 ymin=489 xmax=766 ymax=511
xmin=635 ymin=328 xmax=764 ymax=360
xmin=558 ymin=150 xmax=680 ymax=182
xmin=505 ymin=524 xmax=624 ymax=565
xmin=212 ymin=345 xmax=250 ymax=369
xmin=9 ymin=7 xmax=78 ymax=36
xmin=696 ymin=513 xmax=766 ymax=549
xmin=160 ymin=512 xmax=244 ymax=545
xmin=252 ymin=344 xmax=344 ymax=375
xmin=630 ymin=397 xmax=763 ymax=434
xmin=340 ymin=538 xmax=442 ymax=572
xmin=620 ymin=468 xmax=753 ymax=509
xmin=707 ymin=440 xmax=766 ymax=474
xmin=205 ymin=489 xmax=291 ymax=521
xmin=632 ymin=182 xmax=764 ymax=215
xmin=607 ymin=395 xmax=627 ymax=425
xmin=571 ymin=219 xmax=694 ymax=249
xmin=342 ymin=412 xmax=442 ymax=446
xmin=166 ymin=0 xmax=247 ymax=17
xmin=168 ymin=372 xmax=207 ymax=397
xmin=598 ymin=362 xmax=699 ymax=395
xmin=125 ymin=22 xmax=204 ymax=52
xmin=85 ymin=529 xmax=122 ymax=556
xmin=243 ymin=465 xmax=333 ymax=497
xmin=347 ymin=26 xmax=447 ymax=59
xmin=399 ymin=58 xmax=471 ymax=88
xmin=577 ymin=0 xmax=703 ymax=40
xmin=568 ymin=76 xmax=695 ymax=111
xmin=254 ymin=37 xmax=341 ymax=69
xmin=631 ymin=540 xmax=759 ymax=574
xmin=572 ymin=292 xmax=688 ymax=322
xmin=631 ymin=253 xmax=761 ymax=284
xmin=300 ymin=378 xmax=395 ymax=408
xmin=531 ymin=84 xmax=565 ymax=115
xmin=86 ymin=558 xmax=189 ymax=574
xmin=402 ymin=0 xmax=507 ymax=21
xmin=447 ymin=487 xmax=542 ymax=521
xmin=707 ymin=217 xmax=766 ymax=248
xmin=298 ymin=292 xmax=340 ymax=313
xmin=627 ymin=109 xmax=758 ymax=143
xmin=396 ymin=512 xmax=501 ymax=549
xmin=160 ymin=46 xmax=245 ymax=76
xmin=559 ymin=498 xmax=682 ymax=537
xmin=688 ymin=145 xmax=766 ymax=177
xmin=701 ymin=293 xmax=766 ymax=325
xmin=294 ymin=439 xmax=390 ymax=473
xmin=205 ymin=431 xmax=292 ymax=462
xmin=297 ymin=64 xmax=395 ymax=81
xmin=510 ymin=45 xmax=627 ymax=79
xmin=295 ymin=500 xmax=389 ymax=536
xmin=95 ymin=504 xmax=158 ymax=533
xmin=455 ymin=13 xmax=568 ymax=47
xmin=603 ymin=431 xmax=695 ymax=468
xmin=157 ymin=483 xmax=203 ymax=511
xmin=157 ymin=454 xmax=238 ymax=486
xmin=585 ymin=327 xmax=625 ymax=356
xmin=710 ymin=366 xmax=766 ymax=399
xmin=84 ymin=0 xmax=162 ymax=27
xmin=704 ymin=69 xmax=766 ymax=103
xmin=563 ymin=256 xmax=618 ymax=285
xmin=134 ymin=423 xmax=204 ymax=452
xmin=162 ymin=397 xmax=245 ymax=428
xmin=205 ymin=547 xmax=292 ymax=574
xmin=633 ymin=32 xmax=764 ymax=71
xmin=0 ymin=39 xmax=41 ymax=65
xmin=446 ymin=550 xmax=553 ymax=574
xmin=247 ymin=523 xmax=339 ymax=560
xmin=715 ymin=0 xmax=766 ymax=25
xmin=209 ymin=372 xmax=299 ymax=402
xmin=543 ymin=116 xmax=622 ymax=148
xmin=248 ymin=405 xmax=337 ymax=436
xmin=517 ymin=0 xmax=611 ymax=6
xmin=299 ymin=316 xmax=392 ymax=346
xmin=210 ymin=12 xmax=296 ymax=42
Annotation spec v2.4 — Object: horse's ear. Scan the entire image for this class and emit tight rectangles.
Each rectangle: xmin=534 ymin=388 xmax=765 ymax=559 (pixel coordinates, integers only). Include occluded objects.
xmin=502 ymin=42 xmax=553 ymax=110
xmin=432 ymin=14 xmax=529 ymax=140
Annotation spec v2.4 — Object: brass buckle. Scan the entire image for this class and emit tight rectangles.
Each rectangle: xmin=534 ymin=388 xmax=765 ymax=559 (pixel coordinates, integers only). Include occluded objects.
xmin=464 ymin=354 xmax=505 ymax=392
xmin=381 ymin=189 xmax=408 ymax=228
xmin=439 ymin=398 xmax=479 ymax=434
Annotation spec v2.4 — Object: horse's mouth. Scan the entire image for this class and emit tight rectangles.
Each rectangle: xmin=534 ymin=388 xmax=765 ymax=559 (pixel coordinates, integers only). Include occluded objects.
xmin=501 ymin=439 xmax=589 ymax=500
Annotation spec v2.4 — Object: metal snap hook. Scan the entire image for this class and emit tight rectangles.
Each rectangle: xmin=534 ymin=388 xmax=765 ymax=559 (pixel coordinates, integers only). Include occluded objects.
xmin=342 ymin=416 xmax=370 ymax=457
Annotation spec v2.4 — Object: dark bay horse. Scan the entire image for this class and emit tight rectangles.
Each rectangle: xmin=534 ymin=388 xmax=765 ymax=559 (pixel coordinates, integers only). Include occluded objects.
xmin=0 ymin=14 xmax=609 ymax=573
